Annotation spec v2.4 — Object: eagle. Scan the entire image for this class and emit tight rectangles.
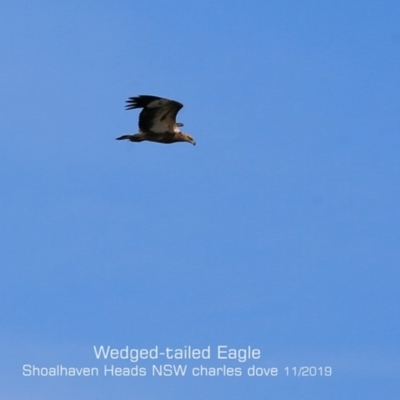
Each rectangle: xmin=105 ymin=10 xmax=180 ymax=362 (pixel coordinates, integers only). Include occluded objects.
xmin=116 ymin=95 xmax=196 ymax=145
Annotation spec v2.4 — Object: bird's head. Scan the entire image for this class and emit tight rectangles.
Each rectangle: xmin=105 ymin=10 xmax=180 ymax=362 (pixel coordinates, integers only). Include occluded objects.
xmin=184 ymin=134 xmax=196 ymax=146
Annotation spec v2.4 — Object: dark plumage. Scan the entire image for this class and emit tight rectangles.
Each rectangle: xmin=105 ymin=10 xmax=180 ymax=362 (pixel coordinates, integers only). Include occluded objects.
xmin=116 ymin=95 xmax=196 ymax=145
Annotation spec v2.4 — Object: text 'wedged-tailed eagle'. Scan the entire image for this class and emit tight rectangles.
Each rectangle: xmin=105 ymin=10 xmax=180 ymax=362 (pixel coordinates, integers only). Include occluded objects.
xmin=116 ymin=95 xmax=196 ymax=146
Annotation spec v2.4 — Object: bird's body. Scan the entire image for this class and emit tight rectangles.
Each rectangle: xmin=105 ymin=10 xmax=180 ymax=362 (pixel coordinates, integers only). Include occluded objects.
xmin=116 ymin=95 xmax=196 ymax=145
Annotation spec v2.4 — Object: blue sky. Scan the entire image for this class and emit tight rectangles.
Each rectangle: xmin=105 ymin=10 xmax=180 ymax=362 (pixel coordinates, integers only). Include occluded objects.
xmin=1 ymin=0 xmax=400 ymax=398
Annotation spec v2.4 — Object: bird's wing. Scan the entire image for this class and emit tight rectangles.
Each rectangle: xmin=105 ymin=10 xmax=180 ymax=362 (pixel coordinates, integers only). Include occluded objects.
xmin=126 ymin=95 xmax=183 ymax=134
xmin=125 ymin=95 xmax=162 ymax=110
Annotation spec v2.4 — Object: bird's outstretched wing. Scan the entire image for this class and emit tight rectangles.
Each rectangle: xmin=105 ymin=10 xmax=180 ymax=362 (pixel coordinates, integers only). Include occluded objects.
xmin=126 ymin=95 xmax=183 ymax=134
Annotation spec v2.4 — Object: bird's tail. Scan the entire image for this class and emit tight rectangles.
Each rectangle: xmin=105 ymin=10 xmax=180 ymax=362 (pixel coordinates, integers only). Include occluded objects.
xmin=116 ymin=133 xmax=145 ymax=142
xmin=116 ymin=135 xmax=132 ymax=140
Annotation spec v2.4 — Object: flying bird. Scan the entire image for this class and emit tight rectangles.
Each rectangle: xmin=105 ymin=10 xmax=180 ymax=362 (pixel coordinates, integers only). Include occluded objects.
xmin=116 ymin=95 xmax=196 ymax=145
